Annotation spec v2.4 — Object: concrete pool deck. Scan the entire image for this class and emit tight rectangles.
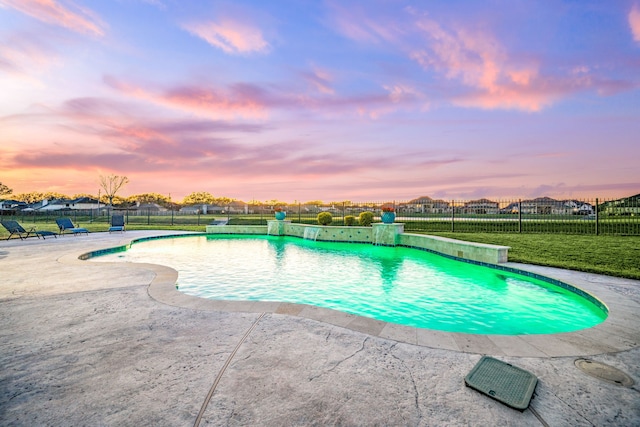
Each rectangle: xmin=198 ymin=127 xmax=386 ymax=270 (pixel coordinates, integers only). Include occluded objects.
xmin=1 ymin=230 xmax=639 ymax=425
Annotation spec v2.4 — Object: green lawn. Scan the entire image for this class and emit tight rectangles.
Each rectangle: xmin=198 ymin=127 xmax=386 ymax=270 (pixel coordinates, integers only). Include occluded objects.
xmin=429 ymin=232 xmax=640 ymax=280
xmin=2 ymin=221 xmax=638 ymax=280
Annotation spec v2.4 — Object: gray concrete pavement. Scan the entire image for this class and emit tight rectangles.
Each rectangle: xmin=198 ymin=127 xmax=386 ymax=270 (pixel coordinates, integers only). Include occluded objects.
xmin=1 ymin=231 xmax=639 ymax=426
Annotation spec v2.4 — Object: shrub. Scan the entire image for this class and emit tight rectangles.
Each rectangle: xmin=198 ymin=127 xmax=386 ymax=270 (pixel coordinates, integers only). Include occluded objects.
xmin=344 ymin=215 xmax=356 ymax=226
xmin=317 ymin=212 xmax=333 ymax=225
xmin=359 ymin=211 xmax=374 ymax=226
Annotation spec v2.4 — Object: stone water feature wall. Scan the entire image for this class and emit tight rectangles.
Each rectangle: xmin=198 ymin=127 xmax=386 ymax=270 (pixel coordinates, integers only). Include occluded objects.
xmin=205 ymin=222 xmax=509 ymax=264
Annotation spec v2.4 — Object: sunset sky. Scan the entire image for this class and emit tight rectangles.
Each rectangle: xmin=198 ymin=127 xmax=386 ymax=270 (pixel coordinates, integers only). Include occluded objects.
xmin=1 ymin=0 xmax=639 ymax=203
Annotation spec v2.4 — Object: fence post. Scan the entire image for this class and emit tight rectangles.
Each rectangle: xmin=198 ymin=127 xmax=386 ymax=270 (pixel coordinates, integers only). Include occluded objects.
xmin=595 ymin=198 xmax=599 ymax=235
xmin=343 ymin=202 xmax=346 ymax=224
xmin=147 ymin=209 xmax=150 ymax=225
xmin=298 ymin=203 xmax=301 ymax=223
xmin=451 ymin=200 xmax=455 ymax=232
xmin=518 ymin=199 xmax=522 ymax=233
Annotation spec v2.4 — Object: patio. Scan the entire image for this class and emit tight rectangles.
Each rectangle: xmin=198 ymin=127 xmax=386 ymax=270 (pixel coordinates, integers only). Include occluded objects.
xmin=1 ymin=231 xmax=638 ymax=426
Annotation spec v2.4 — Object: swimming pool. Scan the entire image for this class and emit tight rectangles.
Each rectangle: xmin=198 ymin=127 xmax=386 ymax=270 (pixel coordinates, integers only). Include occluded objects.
xmin=91 ymin=235 xmax=607 ymax=335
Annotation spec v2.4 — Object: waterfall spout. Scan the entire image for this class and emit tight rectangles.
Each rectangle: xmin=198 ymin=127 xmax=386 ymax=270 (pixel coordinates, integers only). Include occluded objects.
xmin=373 ymin=226 xmax=382 ymax=246
xmin=267 ymin=221 xmax=279 ymax=236
xmin=303 ymin=227 xmax=321 ymax=241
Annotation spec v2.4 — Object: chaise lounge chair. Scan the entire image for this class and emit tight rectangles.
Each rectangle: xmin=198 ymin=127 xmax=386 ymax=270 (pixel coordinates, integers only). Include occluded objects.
xmin=1 ymin=220 xmax=58 ymax=240
xmin=56 ymin=218 xmax=89 ymax=236
xmin=109 ymin=215 xmax=125 ymax=233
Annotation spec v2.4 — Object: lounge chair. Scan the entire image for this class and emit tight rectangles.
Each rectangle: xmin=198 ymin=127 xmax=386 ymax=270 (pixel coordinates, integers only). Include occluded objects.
xmin=1 ymin=220 xmax=58 ymax=240
xmin=56 ymin=218 xmax=89 ymax=235
xmin=109 ymin=215 xmax=125 ymax=233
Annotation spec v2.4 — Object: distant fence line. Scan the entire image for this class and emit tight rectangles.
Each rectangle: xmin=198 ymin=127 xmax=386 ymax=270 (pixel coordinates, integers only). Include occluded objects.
xmin=2 ymin=197 xmax=639 ymax=235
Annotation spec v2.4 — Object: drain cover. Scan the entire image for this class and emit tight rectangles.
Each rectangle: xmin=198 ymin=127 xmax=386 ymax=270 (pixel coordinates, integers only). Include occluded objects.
xmin=575 ymin=359 xmax=634 ymax=387
xmin=465 ymin=356 xmax=538 ymax=410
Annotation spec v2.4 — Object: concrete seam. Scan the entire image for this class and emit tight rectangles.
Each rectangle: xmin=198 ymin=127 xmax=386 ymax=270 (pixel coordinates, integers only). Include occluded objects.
xmin=194 ymin=312 xmax=266 ymax=427
xmin=529 ymin=405 xmax=550 ymax=427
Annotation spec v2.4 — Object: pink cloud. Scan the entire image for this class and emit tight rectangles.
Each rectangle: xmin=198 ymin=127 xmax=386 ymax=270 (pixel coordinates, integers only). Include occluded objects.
xmin=164 ymin=83 xmax=270 ymax=118
xmin=1 ymin=96 xmax=271 ymax=173
xmin=407 ymin=15 xmax=636 ymax=111
xmin=1 ymin=0 xmax=105 ymax=36
xmin=383 ymin=84 xmax=422 ymax=104
xmin=410 ymin=18 xmax=556 ymax=111
xmin=630 ymin=4 xmax=640 ymax=43
xmin=452 ymin=85 xmax=560 ymax=112
xmin=0 ymin=33 xmax=62 ymax=79
xmin=57 ymin=97 xmax=269 ymax=155
xmin=9 ymin=135 xmax=398 ymax=178
xmin=328 ymin=7 xmax=636 ymax=112
xmin=300 ymin=67 xmax=335 ymax=95
xmin=182 ymin=19 xmax=269 ymax=54
xmin=104 ymin=75 xmax=270 ymax=119
xmin=103 ymin=74 xmax=422 ymax=120
xmin=3 ymin=95 xmax=458 ymax=183
xmin=328 ymin=6 xmax=553 ymax=111
xmin=328 ymin=2 xmax=403 ymax=44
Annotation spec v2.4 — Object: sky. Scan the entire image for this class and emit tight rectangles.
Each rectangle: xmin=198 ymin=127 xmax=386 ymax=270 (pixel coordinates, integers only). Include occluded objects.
xmin=1 ymin=0 xmax=639 ymax=203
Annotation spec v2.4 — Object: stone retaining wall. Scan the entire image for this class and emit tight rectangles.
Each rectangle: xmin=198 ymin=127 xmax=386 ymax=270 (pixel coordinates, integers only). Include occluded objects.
xmin=205 ymin=222 xmax=509 ymax=264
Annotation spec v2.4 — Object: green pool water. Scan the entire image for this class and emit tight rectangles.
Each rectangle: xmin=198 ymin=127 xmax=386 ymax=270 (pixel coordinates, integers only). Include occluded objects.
xmin=92 ymin=235 xmax=607 ymax=335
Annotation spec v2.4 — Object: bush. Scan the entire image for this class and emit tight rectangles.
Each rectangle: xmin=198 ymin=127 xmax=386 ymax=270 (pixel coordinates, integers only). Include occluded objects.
xmin=344 ymin=215 xmax=356 ymax=226
xmin=317 ymin=212 xmax=333 ymax=225
xmin=359 ymin=211 xmax=374 ymax=226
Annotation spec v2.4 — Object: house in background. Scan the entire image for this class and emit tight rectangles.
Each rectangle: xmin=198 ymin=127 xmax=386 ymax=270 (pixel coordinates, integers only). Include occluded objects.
xmin=499 ymin=201 xmax=520 ymax=214
xmin=227 ymin=201 xmax=249 ymax=214
xmin=0 ymin=199 xmax=29 ymax=214
xmin=180 ymin=204 xmax=224 ymax=214
xmin=464 ymin=198 xmax=500 ymax=214
xmin=521 ymin=197 xmax=558 ymax=214
xmin=564 ymin=200 xmax=595 ymax=215
xmin=600 ymin=194 xmax=640 ymax=216
xmin=501 ymin=198 xmax=594 ymax=215
xmin=33 ymin=197 xmax=103 ymax=211
xmin=132 ymin=202 xmax=167 ymax=213
xmin=404 ymin=196 xmax=451 ymax=214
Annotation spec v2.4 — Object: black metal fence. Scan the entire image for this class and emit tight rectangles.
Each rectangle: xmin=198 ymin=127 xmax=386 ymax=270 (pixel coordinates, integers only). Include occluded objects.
xmin=2 ymin=197 xmax=639 ymax=235
xmin=258 ymin=198 xmax=639 ymax=235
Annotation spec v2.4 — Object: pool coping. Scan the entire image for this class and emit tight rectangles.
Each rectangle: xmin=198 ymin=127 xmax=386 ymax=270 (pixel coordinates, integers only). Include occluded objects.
xmin=86 ymin=233 xmax=640 ymax=358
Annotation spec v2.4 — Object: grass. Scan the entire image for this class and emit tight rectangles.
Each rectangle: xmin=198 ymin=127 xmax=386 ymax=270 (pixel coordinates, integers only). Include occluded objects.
xmin=402 ymin=218 xmax=640 ymax=235
xmin=429 ymin=232 xmax=640 ymax=280
xmin=2 ymin=220 xmax=639 ymax=280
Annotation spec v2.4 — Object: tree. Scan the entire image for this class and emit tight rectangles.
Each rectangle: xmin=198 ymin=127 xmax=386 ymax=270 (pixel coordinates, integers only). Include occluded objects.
xmin=213 ymin=197 xmax=236 ymax=206
xmin=265 ymin=199 xmax=288 ymax=207
xmin=182 ymin=192 xmax=216 ymax=205
xmin=99 ymin=174 xmax=129 ymax=207
xmin=0 ymin=182 xmax=12 ymax=197
xmin=110 ymin=195 xmax=129 ymax=207
xmin=72 ymin=193 xmax=99 ymax=201
xmin=13 ymin=192 xmax=44 ymax=203
xmin=13 ymin=192 xmax=69 ymax=204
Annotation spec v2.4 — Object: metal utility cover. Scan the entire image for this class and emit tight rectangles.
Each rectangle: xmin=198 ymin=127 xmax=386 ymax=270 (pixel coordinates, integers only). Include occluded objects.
xmin=465 ymin=356 xmax=538 ymax=410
